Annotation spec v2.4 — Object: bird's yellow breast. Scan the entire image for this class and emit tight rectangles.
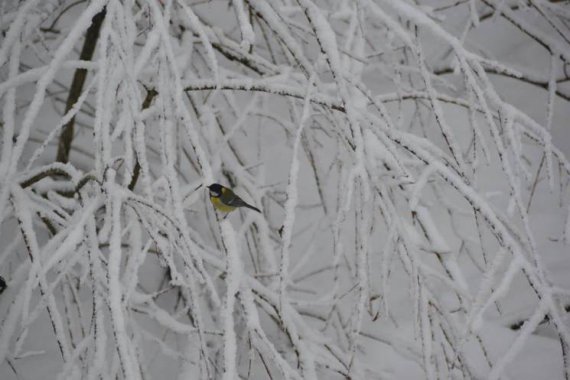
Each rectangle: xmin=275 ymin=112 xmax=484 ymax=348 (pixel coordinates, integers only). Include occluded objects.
xmin=210 ymin=196 xmax=236 ymax=212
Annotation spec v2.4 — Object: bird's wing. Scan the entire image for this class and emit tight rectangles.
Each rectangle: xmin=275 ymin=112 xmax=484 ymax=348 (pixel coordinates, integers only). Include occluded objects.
xmin=228 ymin=195 xmax=261 ymax=212
xmin=226 ymin=194 xmax=247 ymax=207
xmin=223 ymin=190 xmax=261 ymax=212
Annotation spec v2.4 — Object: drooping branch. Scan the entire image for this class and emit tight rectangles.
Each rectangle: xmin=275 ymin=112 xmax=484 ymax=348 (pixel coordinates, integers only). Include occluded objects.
xmin=56 ymin=8 xmax=106 ymax=163
xmin=128 ymin=87 xmax=158 ymax=191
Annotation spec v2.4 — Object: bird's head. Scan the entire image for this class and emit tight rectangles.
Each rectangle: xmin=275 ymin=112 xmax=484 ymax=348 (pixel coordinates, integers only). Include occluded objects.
xmin=208 ymin=183 xmax=223 ymax=197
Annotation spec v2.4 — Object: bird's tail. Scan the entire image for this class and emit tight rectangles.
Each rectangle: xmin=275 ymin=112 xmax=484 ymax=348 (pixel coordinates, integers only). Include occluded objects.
xmin=244 ymin=203 xmax=261 ymax=213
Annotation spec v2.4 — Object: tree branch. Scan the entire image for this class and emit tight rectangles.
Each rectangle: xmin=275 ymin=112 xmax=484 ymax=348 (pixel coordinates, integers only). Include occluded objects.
xmin=56 ymin=9 xmax=106 ymax=163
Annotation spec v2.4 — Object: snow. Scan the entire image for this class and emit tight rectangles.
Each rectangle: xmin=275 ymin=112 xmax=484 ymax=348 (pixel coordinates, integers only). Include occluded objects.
xmin=219 ymin=219 xmax=243 ymax=380
xmin=1 ymin=0 xmax=570 ymax=379
xmin=8 ymin=0 xmax=107 ymax=175
xmin=231 ymin=0 xmax=255 ymax=51
xmin=279 ymin=75 xmax=314 ymax=313
xmin=107 ymin=172 xmax=141 ymax=380
xmin=177 ymin=0 xmax=219 ymax=82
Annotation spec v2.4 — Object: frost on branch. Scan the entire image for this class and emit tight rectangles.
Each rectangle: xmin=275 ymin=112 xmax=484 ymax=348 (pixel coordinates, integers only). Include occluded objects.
xmin=1 ymin=0 xmax=570 ymax=379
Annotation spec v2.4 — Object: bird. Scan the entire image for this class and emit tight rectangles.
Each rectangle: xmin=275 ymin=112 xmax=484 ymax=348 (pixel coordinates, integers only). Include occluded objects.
xmin=207 ymin=183 xmax=261 ymax=213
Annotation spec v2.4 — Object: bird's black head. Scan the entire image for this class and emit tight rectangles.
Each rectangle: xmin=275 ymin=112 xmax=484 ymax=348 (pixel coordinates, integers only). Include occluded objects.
xmin=208 ymin=183 xmax=223 ymax=197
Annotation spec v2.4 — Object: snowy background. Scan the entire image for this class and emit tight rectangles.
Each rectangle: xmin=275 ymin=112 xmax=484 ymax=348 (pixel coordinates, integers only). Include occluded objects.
xmin=1 ymin=0 xmax=570 ymax=379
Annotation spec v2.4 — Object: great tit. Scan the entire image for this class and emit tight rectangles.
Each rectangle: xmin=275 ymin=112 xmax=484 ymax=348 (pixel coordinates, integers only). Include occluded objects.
xmin=208 ymin=183 xmax=261 ymax=213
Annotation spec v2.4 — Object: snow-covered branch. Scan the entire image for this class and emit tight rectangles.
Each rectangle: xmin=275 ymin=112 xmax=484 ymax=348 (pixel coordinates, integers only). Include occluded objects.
xmin=1 ymin=0 xmax=570 ymax=379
